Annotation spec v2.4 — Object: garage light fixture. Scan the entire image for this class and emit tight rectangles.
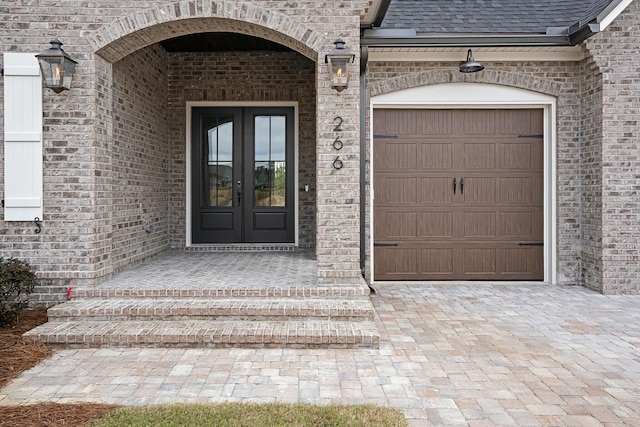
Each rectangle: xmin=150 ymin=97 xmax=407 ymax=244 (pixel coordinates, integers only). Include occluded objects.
xmin=325 ymin=39 xmax=355 ymax=93
xmin=36 ymin=39 xmax=77 ymax=93
xmin=459 ymin=49 xmax=484 ymax=73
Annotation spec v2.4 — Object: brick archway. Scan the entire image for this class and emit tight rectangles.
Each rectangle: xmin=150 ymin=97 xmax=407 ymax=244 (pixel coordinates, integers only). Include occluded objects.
xmin=87 ymin=1 xmax=327 ymax=62
xmin=368 ymin=69 xmax=564 ymax=98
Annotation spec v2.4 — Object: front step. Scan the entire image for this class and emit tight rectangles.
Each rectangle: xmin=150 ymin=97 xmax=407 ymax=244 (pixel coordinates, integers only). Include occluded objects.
xmin=23 ymin=319 xmax=379 ymax=349
xmin=71 ymin=285 xmax=370 ymax=299
xmin=25 ymin=284 xmax=379 ymax=349
xmin=47 ymin=298 xmax=375 ymax=322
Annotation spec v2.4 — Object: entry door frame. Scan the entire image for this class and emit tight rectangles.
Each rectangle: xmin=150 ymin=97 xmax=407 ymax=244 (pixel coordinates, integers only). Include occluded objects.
xmin=186 ymin=101 xmax=299 ymax=247
xmin=370 ymin=83 xmax=557 ymax=284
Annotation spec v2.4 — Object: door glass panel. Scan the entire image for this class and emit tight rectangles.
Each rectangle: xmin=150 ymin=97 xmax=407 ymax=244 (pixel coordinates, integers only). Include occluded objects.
xmin=203 ymin=116 xmax=233 ymax=207
xmin=254 ymin=115 xmax=286 ymax=207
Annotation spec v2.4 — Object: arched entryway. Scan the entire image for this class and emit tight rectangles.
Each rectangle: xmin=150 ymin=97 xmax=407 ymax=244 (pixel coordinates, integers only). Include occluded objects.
xmin=89 ymin=3 xmax=327 ymax=276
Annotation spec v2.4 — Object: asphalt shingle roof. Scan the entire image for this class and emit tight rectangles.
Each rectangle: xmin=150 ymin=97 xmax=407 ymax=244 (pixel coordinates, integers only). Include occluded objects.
xmin=379 ymin=0 xmax=616 ymax=34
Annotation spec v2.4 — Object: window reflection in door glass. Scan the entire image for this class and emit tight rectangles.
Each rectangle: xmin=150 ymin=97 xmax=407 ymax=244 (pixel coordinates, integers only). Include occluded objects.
xmin=254 ymin=115 xmax=286 ymax=207
xmin=203 ymin=116 xmax=233 ymax=207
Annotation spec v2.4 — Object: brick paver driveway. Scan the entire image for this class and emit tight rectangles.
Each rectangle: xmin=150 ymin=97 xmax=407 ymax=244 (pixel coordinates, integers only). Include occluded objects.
xmin=2 ymin=284 xmax=639 ymax=426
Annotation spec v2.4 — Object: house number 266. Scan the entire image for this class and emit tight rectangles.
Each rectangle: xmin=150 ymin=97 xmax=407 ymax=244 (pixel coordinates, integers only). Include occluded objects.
xmin=333 ymin=116 xmax=343 ymax=170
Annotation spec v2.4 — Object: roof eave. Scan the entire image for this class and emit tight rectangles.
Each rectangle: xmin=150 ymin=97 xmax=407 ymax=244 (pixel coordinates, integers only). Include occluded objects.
xmin=361 ymin=0 xmax=393 ymax=28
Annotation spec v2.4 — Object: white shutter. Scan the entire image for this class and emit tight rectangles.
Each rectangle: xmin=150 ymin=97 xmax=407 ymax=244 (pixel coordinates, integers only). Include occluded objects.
xmin=3 ymin=52 xmax=43 ymax=221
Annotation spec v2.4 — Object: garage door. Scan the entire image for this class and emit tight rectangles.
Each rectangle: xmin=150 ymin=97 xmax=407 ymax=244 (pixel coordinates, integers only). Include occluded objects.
xmin=373 ymin=109 xmax=544 ymax=280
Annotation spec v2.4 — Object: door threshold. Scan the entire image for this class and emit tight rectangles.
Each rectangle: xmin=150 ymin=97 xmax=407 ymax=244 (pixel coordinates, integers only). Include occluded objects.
xmin=186 ymin=244 xmax=298 ymax=252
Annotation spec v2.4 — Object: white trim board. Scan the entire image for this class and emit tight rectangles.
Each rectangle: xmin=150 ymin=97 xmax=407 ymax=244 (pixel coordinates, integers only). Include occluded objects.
xmin=369 ymin=47 xmax=585 ymax=63
xmin=185 ymin=101 xmax=300 ymax=247
xmin=370 ymin=82 xmax=557 ymax=284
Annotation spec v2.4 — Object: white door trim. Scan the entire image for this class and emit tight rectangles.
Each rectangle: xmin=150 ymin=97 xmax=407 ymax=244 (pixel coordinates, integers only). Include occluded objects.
xmin=370 ymin=83 xmax=557 ymax=284
xmin=185 ymin=101 xmax=299 ymax=247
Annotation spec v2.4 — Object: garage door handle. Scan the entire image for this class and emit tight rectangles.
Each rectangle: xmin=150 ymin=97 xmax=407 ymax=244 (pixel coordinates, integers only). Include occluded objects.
xmin=460 ymin=177 xmax=464 ymax=195
xmin=453 ymin=178 xmax=456 ymax=195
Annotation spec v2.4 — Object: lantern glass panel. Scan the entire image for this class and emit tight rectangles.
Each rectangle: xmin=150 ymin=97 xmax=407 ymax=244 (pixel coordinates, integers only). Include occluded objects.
xmin=63 ymin=58 xmax=76 ymax=89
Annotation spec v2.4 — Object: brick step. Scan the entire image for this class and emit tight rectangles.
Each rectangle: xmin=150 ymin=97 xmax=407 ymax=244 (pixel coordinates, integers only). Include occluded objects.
xmin=48 ymin=298 xmax=375 ymax=322
xmin=23 ymin=319 xmax=380 ymax=349
xmin=71 ymin=285 xmax=370 ymax=300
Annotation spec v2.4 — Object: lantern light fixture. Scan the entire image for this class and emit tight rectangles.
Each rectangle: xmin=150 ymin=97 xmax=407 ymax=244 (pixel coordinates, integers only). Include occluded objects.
xmin=35 ymin=39 xmax=77 ymax=93
xmin=325 ymin=39 xmax=355 ymax=93
xmin=459 ymin=49 xmax=484 ymax=73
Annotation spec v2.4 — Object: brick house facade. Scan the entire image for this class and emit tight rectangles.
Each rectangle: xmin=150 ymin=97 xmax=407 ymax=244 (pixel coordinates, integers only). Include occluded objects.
xmin=1 ymin=0 xmax=639 ymax=306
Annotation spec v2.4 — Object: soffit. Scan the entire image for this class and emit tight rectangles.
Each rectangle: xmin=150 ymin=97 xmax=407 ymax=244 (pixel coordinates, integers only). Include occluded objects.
xmin=160 ymin=32 xmax=289 ymax=52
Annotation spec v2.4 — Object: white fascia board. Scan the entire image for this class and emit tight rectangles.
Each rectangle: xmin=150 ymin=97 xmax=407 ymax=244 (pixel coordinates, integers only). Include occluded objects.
xmin=369 ymin=47 xmax=584 ymax=62
xmin=362 ymin=0 xmax=384 ymax=26
xmin=597 ymin=0 xmax=633 ymax=31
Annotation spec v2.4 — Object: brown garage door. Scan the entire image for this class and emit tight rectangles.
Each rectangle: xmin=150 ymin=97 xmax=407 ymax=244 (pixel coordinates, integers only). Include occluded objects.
xmin=374 ymin=109 xmax=544 ymax=280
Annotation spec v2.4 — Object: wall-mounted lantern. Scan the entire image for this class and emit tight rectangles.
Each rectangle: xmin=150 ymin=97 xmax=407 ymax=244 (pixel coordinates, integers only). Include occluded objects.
xmin=35 ymin=39 xmax=77 ymax=93
xmin=325 ymin=39 xmax=355 ymax=93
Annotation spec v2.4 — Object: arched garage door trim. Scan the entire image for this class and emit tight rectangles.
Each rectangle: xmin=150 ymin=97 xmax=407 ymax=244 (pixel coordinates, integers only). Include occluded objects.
xmin=370 ymin=82 xmax=557 ymax=284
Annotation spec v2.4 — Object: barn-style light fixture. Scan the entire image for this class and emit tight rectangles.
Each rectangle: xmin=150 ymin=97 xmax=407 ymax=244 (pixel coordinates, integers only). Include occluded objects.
xmin=325 ymin=39 xmax=355 ymax=93
xmin=459 ymin=49 xmax=484 ymax=73
xmin=35 ymin=39 xmax=77 ymax=93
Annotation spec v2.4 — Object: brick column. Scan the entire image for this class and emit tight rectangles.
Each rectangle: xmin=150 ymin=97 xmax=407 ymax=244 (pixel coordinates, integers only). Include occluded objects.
xmin=315 ymin=37 xmax=363 ymax=286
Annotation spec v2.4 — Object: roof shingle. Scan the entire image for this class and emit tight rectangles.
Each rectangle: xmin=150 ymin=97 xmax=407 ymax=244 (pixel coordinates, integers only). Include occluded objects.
xmin=379 ymin=0 xmax=616 ymax=34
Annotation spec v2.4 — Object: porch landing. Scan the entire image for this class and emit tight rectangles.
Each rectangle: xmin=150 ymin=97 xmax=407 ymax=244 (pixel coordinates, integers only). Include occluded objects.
xmin=24 ymin=250 xmax=379 ymax=349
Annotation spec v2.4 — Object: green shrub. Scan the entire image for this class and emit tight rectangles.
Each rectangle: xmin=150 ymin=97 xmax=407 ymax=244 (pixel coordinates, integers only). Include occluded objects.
xmin=0 ymin=257 xmax=37 ymax=327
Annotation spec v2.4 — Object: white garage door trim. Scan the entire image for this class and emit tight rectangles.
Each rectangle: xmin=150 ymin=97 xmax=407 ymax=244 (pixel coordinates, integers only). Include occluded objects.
xmin=370 ymin=82 xmax=557 ymax=284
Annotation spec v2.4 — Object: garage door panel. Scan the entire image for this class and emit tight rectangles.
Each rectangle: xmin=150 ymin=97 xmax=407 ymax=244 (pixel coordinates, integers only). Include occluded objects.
xmin=419 ymin=110 xmax=452 ymax=135
xmin=495 ymin=110 xmax=534 ymax=135
xmin=420 ymin=248 xmax=454 ymax=276
xmin=462 ymin=177 xmax=496 ymax=204
xmin=374 ymin=247 xmax=418 ymax=279
xmin=497 ymin=211 xmax=534 ymax=238
xmin=464 ymin=211 xmax=496 ymax=238
xmin=498 ymin=177 xmax=533 ymax=204
xmin=418 ymin=212 xmax=454 ymax=238
xmin=419 ymin=143 xmax=453 ymax=169
xmin=500 ymin=143 xmax=533 ymax=170
xmin=375 ymin=212 xmax=417 ymax=239
xmin=532 ymin=175 xmax=544 ymax=205
xmin=498 ymin=247 xmax=543 ymax=277
xmin=463 ymin=110 xmax=495 ymax=135
xmin=373 ymin=109 xmax=420 ymax=136
xmin=376 ymin=142 xmax=418 ymax=170
xmin=376 ymin=176 xmax=417 ymax=204
xmin=418 ymin=177 xmax=454 ymax=204
xmin=462 ymin=248 xmax=497 ymax=274
xmin=463 ymin=143 xmax=496 ymax=169
xmin=532 ymin=141 xmax=544 ymax=171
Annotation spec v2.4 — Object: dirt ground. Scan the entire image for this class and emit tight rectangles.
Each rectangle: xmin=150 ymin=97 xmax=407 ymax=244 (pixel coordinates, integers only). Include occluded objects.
xmin=0 ymin=310 xmax=119 ymax=426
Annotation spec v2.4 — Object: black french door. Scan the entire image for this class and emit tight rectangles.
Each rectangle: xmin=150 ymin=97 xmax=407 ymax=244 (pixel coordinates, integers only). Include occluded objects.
xmin=191 ymin=107 xmax=295 ymax=243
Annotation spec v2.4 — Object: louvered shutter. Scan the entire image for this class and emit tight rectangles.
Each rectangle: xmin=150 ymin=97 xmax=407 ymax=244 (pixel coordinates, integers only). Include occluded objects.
xmin=3 ymin=52 xmax=43 ymax=221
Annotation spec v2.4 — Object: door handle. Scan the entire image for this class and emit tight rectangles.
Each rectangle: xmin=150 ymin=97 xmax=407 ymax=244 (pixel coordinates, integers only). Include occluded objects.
xmin=453 ymin=177 xmax=456 ymax=195
xmin=236 ymin=180 xmax=242 ymax=205
xmin=460 ymin=177 xmax=464 ymax=195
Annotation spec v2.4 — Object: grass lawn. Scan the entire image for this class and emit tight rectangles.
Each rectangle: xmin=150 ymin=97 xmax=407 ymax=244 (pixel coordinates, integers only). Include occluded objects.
xmin=89 ymin=402 xmax=407 ymax=427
